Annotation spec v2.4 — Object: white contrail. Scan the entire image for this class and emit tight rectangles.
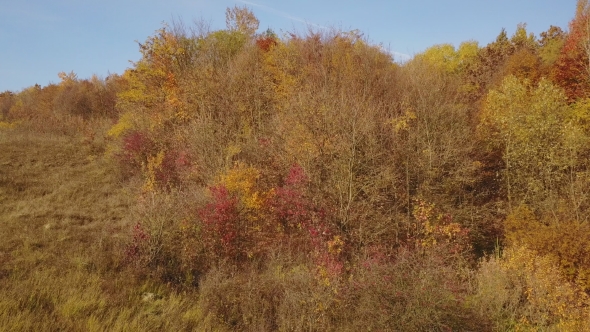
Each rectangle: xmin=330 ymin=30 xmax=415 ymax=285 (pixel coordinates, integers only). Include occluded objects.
xmin=236 ymin=0 xmax=328 ymax=29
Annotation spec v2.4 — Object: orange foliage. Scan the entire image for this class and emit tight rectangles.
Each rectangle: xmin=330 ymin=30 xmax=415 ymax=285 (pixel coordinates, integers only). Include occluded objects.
xmin=552 ymin=0 xmax=590 ymax=100
xmin=505 ymin=205 xmax=590 ymax=290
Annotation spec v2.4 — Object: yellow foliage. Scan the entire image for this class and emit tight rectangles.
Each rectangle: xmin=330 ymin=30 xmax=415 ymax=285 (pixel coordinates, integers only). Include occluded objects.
xmin=143 ymin=150 xmax=165 ymax=193
xmin=505 ymin=205 xmax=590 ymax=291
xmin=390 ymin=108 xmax=416 ymax=133
xmin=114 ymin=27 xmax=192 ymax=152
xmin=117 ymin=68 xmax=150 ymax=105
xmin=570 ymin=97 xmax=590 ymax=132
xmin=225 ymin=5 xmax=259 ymax=36
xmin=498 ymin=246 xmax=590 ymax=330
xmin=57 ymin=71 xmax=78 ymax=84
xmin=504 ymin=204 xmax=539 ymax=247
xmin=327 ymin=235 xmax=344 ymax=255
xmin=283 ymin=122 xmax=319 ymax=162
xmin=219 ymin=162 xmax=263 ymax=211
xmin=479 ymin=76 xmax=575 ymax=209
xmin=107 ymin=112 xmax=135 ymax=138
xmin=412 ymin=199 xmax=467 ymax=251
xmin=224 ymin=143 xmax=241 ymax=166
xmin=415 ymin=41 xmax=478 ymax=73
xmin=0 ymin=121 xmax=17 ymax=129
xmin=262 ymin=41 xmax=298 ymax=111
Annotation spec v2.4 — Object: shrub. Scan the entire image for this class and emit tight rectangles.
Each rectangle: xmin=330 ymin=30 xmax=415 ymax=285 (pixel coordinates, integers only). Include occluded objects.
xmin=505 ymin=204 xmax=590 ymax=290
xmin=198 ymin=185 xmax=243 ymax=263
xmin=472 ymin=246 xmax=590 ymax=331
xmin=340 ymin=245 xmax=486 ymax=331
xmin=195 ymin=257 xmax=338 ymax=331
xmin=116 ymin=130 xmax=155 ymax=177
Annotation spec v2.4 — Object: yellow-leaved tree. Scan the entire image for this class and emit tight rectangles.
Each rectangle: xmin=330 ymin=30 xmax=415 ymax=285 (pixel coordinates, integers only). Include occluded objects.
xmin=479 ymin=76 xmax=590 ymax=291
xmin=478 ymin=75 xmax=588 ymax=218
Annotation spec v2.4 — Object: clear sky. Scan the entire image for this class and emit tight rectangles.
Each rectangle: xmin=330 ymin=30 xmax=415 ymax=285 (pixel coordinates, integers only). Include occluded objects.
xmin=0 ymin=0 xmax=578 ymax=92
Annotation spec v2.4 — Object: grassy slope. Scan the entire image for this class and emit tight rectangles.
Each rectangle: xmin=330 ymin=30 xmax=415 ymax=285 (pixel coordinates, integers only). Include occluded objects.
xmin=0 ymin=128 xmax=201 ymax=331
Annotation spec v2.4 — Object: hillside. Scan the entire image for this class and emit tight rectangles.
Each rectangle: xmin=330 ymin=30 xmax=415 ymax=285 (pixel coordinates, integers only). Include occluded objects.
xmin=2 ymin=3 xmax=590 ymax=330
xmin=0 ymin=129 xmax=202 ymax=330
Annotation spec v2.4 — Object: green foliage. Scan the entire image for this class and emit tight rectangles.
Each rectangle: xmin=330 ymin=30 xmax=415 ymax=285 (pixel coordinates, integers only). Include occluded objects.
xmin=510 ymin=23 xmax=538 ymax=50
xmin=539 ymin=25 xmax=566 ymax=69
xmin=204 ymin=30 xmax=249 ymax=66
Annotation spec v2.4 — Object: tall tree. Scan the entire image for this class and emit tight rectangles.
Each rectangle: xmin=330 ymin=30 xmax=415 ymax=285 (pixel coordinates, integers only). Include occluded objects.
xmin=478 ymin=75 xmax=589 ymax=221
xmin=225 ymin=5 xmax=259 ymax=37
xmin=553 ymin=0 xmax=590 ymax=100
xmin=539 ymin=26 xmax=566 ymax=70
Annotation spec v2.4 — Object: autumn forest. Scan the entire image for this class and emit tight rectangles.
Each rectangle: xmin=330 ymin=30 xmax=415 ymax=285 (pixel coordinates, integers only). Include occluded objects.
xmin=2 ymin=2 xmax=590 ymax=331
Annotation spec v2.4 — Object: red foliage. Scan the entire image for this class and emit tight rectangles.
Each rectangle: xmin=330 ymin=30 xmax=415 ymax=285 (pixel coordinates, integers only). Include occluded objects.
xmin=123 ymin=131 xmax=152 ymax=156
xmin=196 ymin=164 xmax=337 ymax=264
xmin=198 ymin=185 xmax=242 ymax=261
xmin=117 ymin=131 xmax=154 ymax=175
xmin=125 ymin=222 xmax=150 ymax=265
xmin=552 ymin=3 xmax=590 ymax=100
xmin=255 ymin=36 xmax=277 ymax=52
xmin=284 ymin=163 xmax=308 ymax=186
xmin=117 ymin=129 xmax=191 ymax=189
xmin=175 ymin=150 xmax=191 ymax=168
xmin=154 ymin=149 xmax=191 ymax=189
xmin=268 ymin=164 xmax=312 ymax=232
xmin=257 ymin=137 xmax=271 ymax=148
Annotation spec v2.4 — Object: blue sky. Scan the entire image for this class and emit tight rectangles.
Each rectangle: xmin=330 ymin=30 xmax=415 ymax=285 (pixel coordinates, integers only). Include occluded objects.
xmin=0 ymin=0 xmax=577 ymax=92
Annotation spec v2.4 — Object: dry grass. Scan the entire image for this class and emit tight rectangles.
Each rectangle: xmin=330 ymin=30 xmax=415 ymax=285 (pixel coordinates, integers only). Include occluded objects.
xmin=0 ymin=127 xmax=203 ymax=331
